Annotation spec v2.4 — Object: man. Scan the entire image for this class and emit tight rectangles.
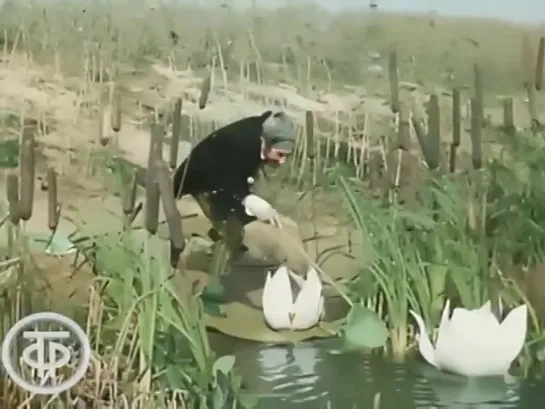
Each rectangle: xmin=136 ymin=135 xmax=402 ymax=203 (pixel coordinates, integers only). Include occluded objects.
xmin=173 ymin=110 xmax=308 ymax=272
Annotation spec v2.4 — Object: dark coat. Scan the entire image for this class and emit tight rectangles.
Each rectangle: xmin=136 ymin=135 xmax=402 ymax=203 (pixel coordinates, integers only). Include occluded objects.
xmin=173 ymin=110 xmax=273 ymax=225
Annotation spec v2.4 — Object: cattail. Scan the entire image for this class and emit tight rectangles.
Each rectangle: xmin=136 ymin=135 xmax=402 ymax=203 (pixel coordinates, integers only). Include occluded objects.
xmin=388 ymin=49 xmax=400 ymax=113
xmin=411 ymin=105 xmax=431 ymax=166
xmin=502 ymin=97 xmax=515 ymax=133
xmin=111 ymin=88 xmax=122 ymax=132
xmin=98 ymin=105 xmax=110 ymax=146
xmin=305 ymin=110 xmax=315 ymax=159
xmin=473 ymin=64 xmax=484 ymax=125
xmin=181 ymin=114 xmax=191 ymax=142
xmin=198 ymin=74 xmax=211 ymax=110
xmin=397 ymin=102 xmax=410 ymax=150
xmin=19 ymin=127 xmax=35 ymax=221
xmin=426 ymin=94 xmax=441 ymax=170
xmin=122 ymin=170 xmax=138 ymax=215
xmin=452 ymin=88 xmax=461 ymax=147
xmin=46 ymin=167 xmax=59 ymax=231
xmin=470 ymin=98 xmax=483 ymax=169
xmin=536 ymin=37 xmax=545 ymax=91
xmin=522 ymin=34 xmax=535 ymax=88
xmin=170 ymin=98 xmax=182 ymax=169
xmin=145 ymin=123 xmax=163 ymax=234
xmin=7 ymin=174 xmax=20 ymax=225
xmin=156 ymin=160 xmax=184 ymax=268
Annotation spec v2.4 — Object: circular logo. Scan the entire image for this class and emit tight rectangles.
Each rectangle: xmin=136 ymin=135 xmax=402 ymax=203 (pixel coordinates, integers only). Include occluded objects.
xmin=1 ymin=312 xmax=92 ymax=395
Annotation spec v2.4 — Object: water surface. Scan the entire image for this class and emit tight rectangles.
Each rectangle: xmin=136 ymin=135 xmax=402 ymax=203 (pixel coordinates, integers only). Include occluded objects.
xmin=210 ymin=334 xmax=545 ymax=409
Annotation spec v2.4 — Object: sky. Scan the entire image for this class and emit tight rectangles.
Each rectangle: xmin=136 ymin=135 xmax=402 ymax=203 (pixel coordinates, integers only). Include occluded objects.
xmin=315 ymin=0 xmax=542 ymax=25
xmin=219 ymin=0 xmax=542 ymax=25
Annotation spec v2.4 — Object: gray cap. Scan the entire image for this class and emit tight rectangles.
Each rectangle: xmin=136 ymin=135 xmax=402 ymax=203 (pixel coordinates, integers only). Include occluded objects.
xmin=262 ymin=111 xmax=295 ymax=151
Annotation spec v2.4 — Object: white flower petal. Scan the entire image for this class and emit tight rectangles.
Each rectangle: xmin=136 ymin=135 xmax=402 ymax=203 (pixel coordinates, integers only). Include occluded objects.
xmin=498 ymin=304 xmax=528 ymax=367
xmin=262 ymin=267 xmax=294 ymax=330
xmin=409 ymin=309 xmax=440 ymax=369
xmin=292 ymin=268 xmax=323 ymax=330
xmin=434 ymin=299 xmax=452 ymax=355
xmin=425 ymin=300 xmax=528 ymax=378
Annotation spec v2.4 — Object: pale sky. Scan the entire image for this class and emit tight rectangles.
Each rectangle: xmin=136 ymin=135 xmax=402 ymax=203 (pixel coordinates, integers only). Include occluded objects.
xmin=222 ymin=0 xmax=542 ymax=25
xmin=316 ymin=0 xmax=541 ymax=24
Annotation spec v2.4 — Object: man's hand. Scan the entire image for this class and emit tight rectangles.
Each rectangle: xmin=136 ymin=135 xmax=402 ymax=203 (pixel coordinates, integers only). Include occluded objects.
xmin=242 ymin=194 xmax=282 ymax=228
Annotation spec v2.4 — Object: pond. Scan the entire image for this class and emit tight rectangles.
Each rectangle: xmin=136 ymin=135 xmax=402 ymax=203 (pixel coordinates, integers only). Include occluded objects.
xmin=210 ymin=334 xmax=545 ymax=409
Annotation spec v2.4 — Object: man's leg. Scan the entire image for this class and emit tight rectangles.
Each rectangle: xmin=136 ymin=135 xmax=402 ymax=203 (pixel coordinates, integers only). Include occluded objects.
xmin=192 ymin=193 xmax=246 ymax=275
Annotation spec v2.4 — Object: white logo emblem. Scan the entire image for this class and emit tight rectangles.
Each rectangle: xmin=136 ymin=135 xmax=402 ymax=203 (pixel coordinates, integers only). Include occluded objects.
xmin=1 ymin=312 xmax=92 ymax=395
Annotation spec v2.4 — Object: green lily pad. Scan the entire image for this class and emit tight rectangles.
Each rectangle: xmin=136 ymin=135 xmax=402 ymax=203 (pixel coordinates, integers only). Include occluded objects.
xmin=342 ymin=304 xmax=388 ymax=349
xmin=203 ymin=301 xmax=343 ymax=344
xmin=23 ymin=233 xmax=77 ymax=256
xmin=212 ymin=355 xmax=236 ymax=377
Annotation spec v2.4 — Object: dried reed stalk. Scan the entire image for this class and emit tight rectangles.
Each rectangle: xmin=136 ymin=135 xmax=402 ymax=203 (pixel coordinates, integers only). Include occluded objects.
xmin=536 ymin=37 xmax=545 ymax=91
xmin=19 ymin=126 xmax=35 ymax=221
xmin=397 ymin=103 xmax=410 ymax=150
xmin=170 ymin=98 xmax=182 ymax=169
xmin=145 ymin=123 xmax=163 ymax=235
xmin=521 ymin=34 xmax=540 ymax=129
xmin=502 ymin=97 xmax=515 ymax=134
xmin=7 ymin=174 xmax=20 ymax=225
xmin=388 ymin=49 xmax=400 ymax=114
xmin=473 ymin=64 xmax=484 ymax=124
xmin=425 ymin=94 xmax=441 ymax=170
xmin=305 ymin=110 xmax=318 ymax=255
xmin=122 ymin=170 xmax=138 ymax=216
xmin=198 ymin=74 xmax=211 ymax=110
xmin=98 ymin=104 xmax=110 ymax=146
xmin=522 ymin=34 xmax=535 ymax=88
xmin=111 ymin=87 xmax=122 ymax=132
xmin=156 ymin=160 xmax=185 ymax=268
xmin=47 ymin=167 xmax=59 ymax=231
xmin=450 ymin=88 xmax=461 ymax=173
xmin=411 ymin=103 xmax=431 ymax=164
xmin=470 ymin=99 xmax=483 ymax=170
xmin=6 ymin=173 xmax=19 ymax=257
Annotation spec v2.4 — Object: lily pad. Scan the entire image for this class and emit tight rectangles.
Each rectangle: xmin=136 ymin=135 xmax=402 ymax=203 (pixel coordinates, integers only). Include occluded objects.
xmin=23 ymin=233 xmax=77 ymax=256
xmin=342 ymin=304 xmax=388 ymax=349
xmin=204 ymin=301 xmax=343 ymax=344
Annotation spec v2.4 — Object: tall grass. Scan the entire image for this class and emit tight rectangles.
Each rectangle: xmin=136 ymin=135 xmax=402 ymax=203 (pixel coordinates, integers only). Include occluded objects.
xmin=0 ymin=1 xmax=541 ymax=94
xmin=0 ymin=221 xmax=252 ymax=407
xmin=337 ymin=128 xmax=545 ymax=375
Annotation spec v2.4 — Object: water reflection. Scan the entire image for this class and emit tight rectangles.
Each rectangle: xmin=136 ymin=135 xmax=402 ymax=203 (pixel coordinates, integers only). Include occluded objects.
xmin=209 ymin=334 xmax=545 ymax=409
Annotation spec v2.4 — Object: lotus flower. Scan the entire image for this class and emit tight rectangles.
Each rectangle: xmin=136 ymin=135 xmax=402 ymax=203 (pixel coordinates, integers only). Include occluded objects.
xmin=410 ymin=300 xmax=528 ymax=377
xmin=262 ymin=265 xmax=324 ymax=331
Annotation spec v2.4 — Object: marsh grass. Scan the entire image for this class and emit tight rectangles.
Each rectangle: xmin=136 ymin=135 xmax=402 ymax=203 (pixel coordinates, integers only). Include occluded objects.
xmin=0 ymin=0 xmax=544 ymax=399
xmin=336 ymin=125 xmax=545 ymax=375
xmin=0 ymin=221 xmax=254 ymax=408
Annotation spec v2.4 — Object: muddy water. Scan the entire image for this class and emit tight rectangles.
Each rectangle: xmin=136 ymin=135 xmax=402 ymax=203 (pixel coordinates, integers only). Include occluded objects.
xmin=210 ymin=335 xmax=545 ymax=409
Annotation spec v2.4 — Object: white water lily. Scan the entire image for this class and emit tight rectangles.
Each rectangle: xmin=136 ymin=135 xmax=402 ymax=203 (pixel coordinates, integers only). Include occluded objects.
xmin=410 ymin=300 xmax=528 ymax=377
xmin=262 ymin=265 xmax=324 ymax=331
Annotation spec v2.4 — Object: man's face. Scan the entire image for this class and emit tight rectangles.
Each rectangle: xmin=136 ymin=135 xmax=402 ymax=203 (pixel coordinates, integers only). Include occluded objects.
xmin=262 ymin=145 xmax=292 ymax=167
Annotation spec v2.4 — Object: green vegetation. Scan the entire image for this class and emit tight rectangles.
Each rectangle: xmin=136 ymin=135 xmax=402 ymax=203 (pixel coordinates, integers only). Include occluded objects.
xmin=1 ymin=0 xmax=545 ymax=407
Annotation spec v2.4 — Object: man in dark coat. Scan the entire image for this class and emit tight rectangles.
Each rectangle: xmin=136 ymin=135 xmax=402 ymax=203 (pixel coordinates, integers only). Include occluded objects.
xmin=173 ymin=110 xmax=296 ymax=256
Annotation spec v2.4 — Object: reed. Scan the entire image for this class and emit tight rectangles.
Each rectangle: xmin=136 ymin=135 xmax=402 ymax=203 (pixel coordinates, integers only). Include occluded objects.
xmin=170 ymin=98 xmax=183 ymax=170
xmin=156 ymin=159 xmax=185 ymax=268
xmin=145 ymin=123 xmax=163 ymax=235
xmin=18 ymin=125 xmax=35 ymax=222
xmin=198 ymin=74 xmax=211 ymax=110
xmin=450 ymin=87 xmax=461 ymax=173
xmin=46 ymin=167 xmax=59 ymax=231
